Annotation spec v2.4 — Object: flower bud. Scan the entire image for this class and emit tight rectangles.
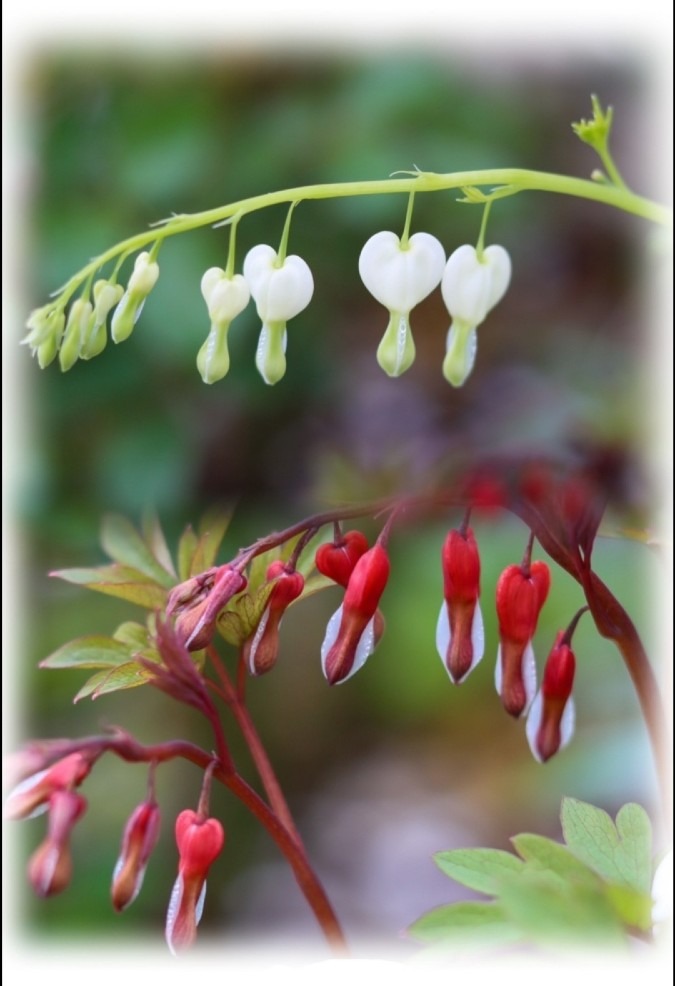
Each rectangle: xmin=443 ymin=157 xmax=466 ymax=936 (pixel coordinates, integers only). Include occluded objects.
xmin=197 ymin=268 xmax=251 ymax=383
xmin=59 ymin=298 xmax=94 ymax=372
xmin=245 ymin=561 xmax=305 ymax=676
xmin=27 ymin=790 xmax=87 ymax=897
xmin=243 ymin=244 xmax=314 ymax=385
xmin=111 ymin=799 xmax=161 ymax=911
xmin=359 ymin=230 xmax=446 ymax=378
xmin=80 ymin=280 xmax=124 ymax=360
xmin=5 ymin=751 xmax=92 ymax=821
xmin=435 ymin=527 xmax=484 ymax=684
xmin=315 ymin=530 xmax=369 ymax=588
xmin=111 ymin=252 xmax=160 ymax=344
xmin=169 ymin=565 xmax=248 ymax=651
xmin=321 ymin=544 xmax=390 ymax=685
xmin=23 ymin=306 xmax=66 ymax=367
xmin=526 ymin=631 xmax=576 ymax=762
xmin=165 ymin=808 xmax=225 ymax=954
xmin=495 ymin=559 xmax=550 ymax=717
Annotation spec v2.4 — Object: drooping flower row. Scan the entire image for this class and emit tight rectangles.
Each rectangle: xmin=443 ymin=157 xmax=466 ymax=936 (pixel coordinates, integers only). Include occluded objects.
xmin=24 ymin=232 xmax=510 ymax=389
xmin=164 ymin=520 xmax=580 ymax=765
xmin=5 ymin=751 xmax=224 ymax=954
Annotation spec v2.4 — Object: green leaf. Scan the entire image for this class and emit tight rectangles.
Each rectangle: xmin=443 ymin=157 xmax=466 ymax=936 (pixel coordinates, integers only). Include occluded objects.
xmin=495 ymin=868 xmax=627 ymax=945
xmin=605 ymin=883 xmax=653 ymax=931
xmin=177 ymin=526 xmax=199 ymax=581
xmin=408 ymin=902 xmax=519 ymax=946
xmin=112 ymin=621 xmax=151 ymax=649
xmin=73 ymin=661 xmax=155 ymax=702
xmin=216 ymin=581 xmax=277 ymax=646
xmin=52 ymin=565 xmax=168 ymax=609
xmin=434 ymin=848 xmax=525 ymax=895
xmin=190 ymin=507 xmax=235 ymax=573
xmin=561 ymin=798 xmax=653 ymax=894
xmin=101 ymin=514 xmax=175 ymax=587
xmin=217 ymin=610 xmax=247 ymax=647
xmin=40 ymin=635 xmax=131 ymax=670
xmin=511 ymin=834 xmax=600 ymax=886
xmin=141 ymin=511 xmax=177 ymax=578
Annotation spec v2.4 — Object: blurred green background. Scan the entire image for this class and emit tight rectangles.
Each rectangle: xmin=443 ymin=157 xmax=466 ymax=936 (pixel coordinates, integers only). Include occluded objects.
xmin=10 ymin=48 xmax=667 ymax=953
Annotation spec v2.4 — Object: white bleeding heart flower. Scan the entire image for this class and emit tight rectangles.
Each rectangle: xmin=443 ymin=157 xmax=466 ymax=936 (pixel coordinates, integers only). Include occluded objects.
xmin=359 ymin=231 xmax=445 ymax=377
xmin=197 ymin=267 xmax=251 ymax=383
xmin=243 ymin=244 xmax=314 ymax=385
xmin=441 ymin=244 xmax=511 ymax=327
xmin=440 ymin=244 xmax=511 ymax=387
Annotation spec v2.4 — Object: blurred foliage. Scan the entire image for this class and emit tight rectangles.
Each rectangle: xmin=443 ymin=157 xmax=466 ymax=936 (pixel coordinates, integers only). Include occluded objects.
xmin=11 ymin=47 xmax=666 ymax=949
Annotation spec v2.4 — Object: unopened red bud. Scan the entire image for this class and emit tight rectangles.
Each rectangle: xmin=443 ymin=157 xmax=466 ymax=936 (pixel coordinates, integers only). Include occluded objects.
xmin=27 ymin=790 xmax=87 ymax=897
xmin=165 ymin=808 xmax=225 ymax=954
xmin=495 ymin=559 xmax=550 ymax=717
xmin=111 ymin=800 xmax=161 ymax=912
xmin=321 ymin=544 xmax=390 ymax=685
xmin=315 ymin=530 xmax=369 ymax=587
xmin=436 ymin=527 xmax=484 ymax=683
xmin=526 ymin=631 xmax=576 ymax=762
xmin=173 ymin=565 xmax=247 ymax=651
xmin=246 ymin=563 xmax=305 ymax=676
xmin=5 ymin=752 xmax=92 ymax=820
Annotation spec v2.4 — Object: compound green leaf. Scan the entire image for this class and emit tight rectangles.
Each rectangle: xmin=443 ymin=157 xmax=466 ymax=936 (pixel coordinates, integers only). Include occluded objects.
xmin=434 ymin=848 xmax=525 ymax=895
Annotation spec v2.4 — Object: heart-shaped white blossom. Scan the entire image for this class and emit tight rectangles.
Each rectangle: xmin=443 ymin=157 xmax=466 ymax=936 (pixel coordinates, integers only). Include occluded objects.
xmin=359 ymin=231 xmax=446 ymax=313
xmin=441 ymin=244 xmax=511 ymax=327
xmin=243 ymin=245 xmax=314 ymax=322
xmin=359 ymin=231 xmax=445 ymax=377
xmin=197 ymin=268 xmax=251 ymax=384
xmin=242 ymin=245 xmax=313 ymax=385
xmin=200 ymin=268 xmax=250 ymax=325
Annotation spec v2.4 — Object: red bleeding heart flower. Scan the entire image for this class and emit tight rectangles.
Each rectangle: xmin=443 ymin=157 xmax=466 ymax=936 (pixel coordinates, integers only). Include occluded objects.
xmin=4 ymin=752 xmax=93 ymax=821
xmin=495 ymin=555 xmax=550 ymax=717
xmin=315 ymin=530 xmax=369 ymax=588
xmin=435 ymin=526 xmax=483 ymax=684
xmin=245 ymin=560 xmax=305 ymax=676
xmin=321 ymin=543 xmax=390 ymax=685
xmin=111 ymin=798 xmax=161 ymax=912
xmin=27 ymin=789 xmax=87 ymax=898
xmin=526 ymin=608 xmax=586 ymax=762
xmin=165 ymin=808 xmax=225 ymax=954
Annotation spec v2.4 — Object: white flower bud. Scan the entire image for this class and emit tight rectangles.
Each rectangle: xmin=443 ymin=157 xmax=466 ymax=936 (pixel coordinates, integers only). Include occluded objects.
xmin=111 ymin=252 xmax=160 ymax=344
xmin=59 ymin=298 xmax=93 ymax=372
xmin=441 ymin=244 xmax=511 ymax=327
xmin=196 ymin=269 xmax=251 ymax=384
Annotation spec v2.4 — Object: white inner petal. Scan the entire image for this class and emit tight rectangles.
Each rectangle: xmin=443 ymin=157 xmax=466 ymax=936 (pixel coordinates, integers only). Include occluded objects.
xmin=525 ymin=690 xmax=544 ymax=762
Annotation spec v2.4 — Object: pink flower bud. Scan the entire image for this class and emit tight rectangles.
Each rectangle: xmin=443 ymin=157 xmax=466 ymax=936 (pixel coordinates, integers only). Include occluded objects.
xmin=170 ymin=565 xmax=247 ymax=651
xmin=27 ymin=790 xmax=87 ymax=897
xmin=246 ymin=561 xmax=305 ymax=676
xmin=526 ymin=631 xmax=577 ymax=762
xmin=321 ymin=544 xmax=390 ymax=685
xmin=495 ymin=559 xmax=550 ymax=717
xmin=5 ymin=752 xmax=92 ymax=821
xmin=165 ymin=808 xmax=225 ymax=954
xmin=435 ymin=527 xmax=484 ymax=683
xmin=111 ymin=800 xmax=161 ymax=912
xmin=315 ymin=530 xmax=369 ymax=588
